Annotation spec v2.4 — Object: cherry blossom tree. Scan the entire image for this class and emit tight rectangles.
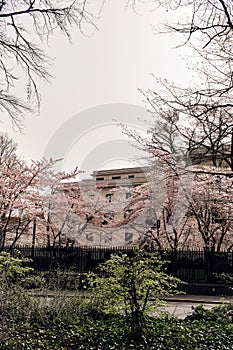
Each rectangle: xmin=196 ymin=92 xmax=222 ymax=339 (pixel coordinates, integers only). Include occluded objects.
xmin=0 ymin=132 xmax=81 ymax=249
xmin=126 ymin=0 xmax=233 ymax=175
xmin=39 ymin=177 xmax=132 ymax=247
xmin=122 ymin=106 xmax=233 ymax=252
xmin=0 ymin=151 xmax=55 ymax=249
xmin=185 ymin=166 xmax=233 ymax=252
xmin=59 ymin=181 xmax=148 ymax=247
xmin=130 ymin=166 xmax=233 ymax=252
xmin=132 ymin=174 xmax=193 ymax=251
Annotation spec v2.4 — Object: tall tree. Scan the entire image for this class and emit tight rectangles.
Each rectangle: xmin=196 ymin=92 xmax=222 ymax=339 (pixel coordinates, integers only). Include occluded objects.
xmin=0 ymin=155 xmax=52 ymax=249
xmin=129 ymin=0 xmax=233 ymax=172
xmin=187 ymin=166 xmax=233 ymax=252
xmin=0 ymin=132 xmax=80 ymax=249
xmin=0 ymin=0 xmax=99 ymax=128
xmin=123 ymin=106 xmax=233 ymax=251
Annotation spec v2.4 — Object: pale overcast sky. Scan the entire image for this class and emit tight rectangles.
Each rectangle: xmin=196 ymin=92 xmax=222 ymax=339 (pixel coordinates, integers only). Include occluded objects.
xmin=2 ymin=2 xmax=192 ymax=178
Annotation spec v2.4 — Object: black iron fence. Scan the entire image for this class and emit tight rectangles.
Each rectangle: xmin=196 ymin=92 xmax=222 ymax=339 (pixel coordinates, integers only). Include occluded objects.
xmin=2 ymin=245 xmax=233 ymax=283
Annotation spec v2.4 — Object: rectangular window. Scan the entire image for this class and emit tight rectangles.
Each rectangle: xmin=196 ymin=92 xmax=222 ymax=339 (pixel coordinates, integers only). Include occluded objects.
xmin=112 ymin=176 xmax=121 ymax=180
xmin=104 ymin=212 xmax=114 ymax=219
xmin=104 ymin=234 xmax=113 ymax=243
xmin=102 ymin=212 xmax=114 ymax=225
xmin=128 ymin=175 xmax=135 ymax=178
xmin=212 ymin=211 xmax=224 ymax=224
xmin=96 ymin=177 xmax=104 ymax=181
xmin=124 ymin=208 xmax=133 ymax=218
xmin=86 ymin=233 xmax=93 ymax=242
xmin=106 ymin=193 xmax=113 ymax=202
xmin=125 ymin=232 xmax=133 ymax=244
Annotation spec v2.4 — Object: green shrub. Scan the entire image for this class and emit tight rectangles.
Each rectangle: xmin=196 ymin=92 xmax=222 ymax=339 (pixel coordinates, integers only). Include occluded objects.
xmin=1 ymin=310 xmax=233 ymax=350
xmin=0 ymin=250 xmax=233 ymax=349
xmin=44 ymin=269 xmax=82 ymax=290
xmin=86 ymin=249 xmax=183 ymax=339
xmin=0 ymin=252 xmax=33 ymax=286
xmin=186 ymin=302 xmax=233 ymax=323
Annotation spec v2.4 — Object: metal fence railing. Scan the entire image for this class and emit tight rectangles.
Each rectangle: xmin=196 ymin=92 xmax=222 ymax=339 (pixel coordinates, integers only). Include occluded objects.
xmin=2 ymin=245 xmax=233 ymax=283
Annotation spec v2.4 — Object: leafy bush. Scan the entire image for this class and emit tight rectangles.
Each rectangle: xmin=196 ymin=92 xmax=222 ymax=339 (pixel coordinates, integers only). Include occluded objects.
xmin=0 ymin=250 xmax=232 ymax=349
xmin=0 ymin=251 xmax=46 ymax=289
xmin=44 ymin=269 xmax=82 ymax=290
xmin=0 ymin=252 xmax=33 ymax=286
xmin=186 ymin=302 xmax=233 ymax=323
xmin=0 ymin=307 xmax=233 ymax=350
xmin=86 ymin=249 xmax=182 ymax=337
xmin=214 ymin=272 xmax=233 ymax=284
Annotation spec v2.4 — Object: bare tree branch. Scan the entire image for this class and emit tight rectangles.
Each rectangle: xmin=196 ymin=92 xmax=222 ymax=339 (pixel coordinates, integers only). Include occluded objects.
xmin=0 ymin=0 xmax=101 ymax=128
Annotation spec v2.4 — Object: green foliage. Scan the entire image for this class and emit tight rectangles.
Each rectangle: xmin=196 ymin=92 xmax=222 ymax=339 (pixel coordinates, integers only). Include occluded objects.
xmin=44 ymin=269 xmax=82 ymax=290
xmin=214 ymin=272 xmax=233 ymax=284
xmin=0 ymin=252 xmax=47 ymax=289
xmin=86 ymin=249 xmax=182 ymax=338
xmin=0 ymin=249 xmax=232 ymax=349
xmin=0 ymin=302 xmax=233 ymax=349
xmin=0 ymin=252 xmax=33 ymax=286
xmin=20 ymin=274 xmax=46 ymax=289
xmin=87 ymin=250 xmax=181 ymax=315
xmin=187 ymin=302 xmax=233 ymax=323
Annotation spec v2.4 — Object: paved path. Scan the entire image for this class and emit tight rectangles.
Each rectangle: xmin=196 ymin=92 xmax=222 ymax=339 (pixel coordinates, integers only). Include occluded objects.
xmin=164 ymin=301 xmax=213 ymax=319
xmin=163 ymin=294 xmax=233 ymax=303
xmin=162 ymin=295 xmax=233 ymax=319
xmin=32 ymin=291 xmax=233 ymax=319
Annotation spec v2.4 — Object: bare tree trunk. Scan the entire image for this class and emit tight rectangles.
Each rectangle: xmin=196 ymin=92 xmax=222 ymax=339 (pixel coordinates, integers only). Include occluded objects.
xmin=31 ymin=217 xmax=36 ymax=259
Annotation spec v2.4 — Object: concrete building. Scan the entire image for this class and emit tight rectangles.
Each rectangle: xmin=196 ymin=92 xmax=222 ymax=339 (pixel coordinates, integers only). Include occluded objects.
xmin=90 ymin=166 xmax=148 ymax=202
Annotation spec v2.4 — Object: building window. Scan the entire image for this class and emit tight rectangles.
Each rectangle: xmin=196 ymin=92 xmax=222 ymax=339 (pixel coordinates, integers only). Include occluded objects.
xmin=124 ymin=208 xmax=133 ymax=218
xmin=166 ymin=212 xmax=172 ymax=224
xmin=212 ymin=211 xmax=225 ymax=224
xmin=128 ymin=175 xmax=135 ymax=178
xmin=104 ymin=234 xmax=113 ymax=243
xmin=96 ymin=177 xmax=104 ymax=181
xmin=125 ymin=232 xmax=133 ymax=244
xmin=102 ymin=212 xmax=114 ymax=225
xmin=106 ymin=193 xmax=113 ymax=202
xmin=86 ymin=233 xmax=93 ymax=242
xmin=112 ymin=176 xmax=121 ymax=180
xmin=126 ymin=192 xmax=132 ymax=199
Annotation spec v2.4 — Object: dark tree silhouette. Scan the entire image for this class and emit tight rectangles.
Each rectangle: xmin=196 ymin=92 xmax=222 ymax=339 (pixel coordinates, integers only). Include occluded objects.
xmin=0 ymin=0 xmax=98 ymax=128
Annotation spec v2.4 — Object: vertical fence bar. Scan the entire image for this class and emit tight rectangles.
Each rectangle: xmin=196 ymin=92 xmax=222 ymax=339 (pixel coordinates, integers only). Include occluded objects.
xmin=1 ymin=245 xmax=233 ymax=283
